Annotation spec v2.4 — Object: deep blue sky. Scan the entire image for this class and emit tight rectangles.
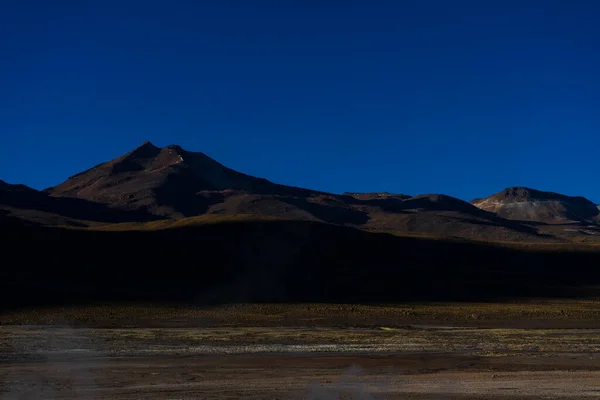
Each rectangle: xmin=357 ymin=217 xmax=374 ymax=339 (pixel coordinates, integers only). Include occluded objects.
xmin=2 ymin=1 xmax=599 ymax=201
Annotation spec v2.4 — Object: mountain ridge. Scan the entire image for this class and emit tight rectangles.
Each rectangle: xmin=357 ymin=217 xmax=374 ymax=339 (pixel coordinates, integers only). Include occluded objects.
xmin=2 ymin=142 xmax=599 ymax=242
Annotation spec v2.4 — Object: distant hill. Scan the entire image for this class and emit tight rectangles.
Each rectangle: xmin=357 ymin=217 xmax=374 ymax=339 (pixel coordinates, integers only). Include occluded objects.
xmin=471 ymin=187 xmax=600 ymax=224
xmin=363 ymin=193 xmax=550 ymax=242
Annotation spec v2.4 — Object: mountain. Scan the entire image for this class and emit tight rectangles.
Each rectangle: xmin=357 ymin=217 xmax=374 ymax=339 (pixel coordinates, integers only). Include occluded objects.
xmin=471 ymin=187 xmax=600 ymax=224
xmin=42 ymin=142 xmax=550 ymax=241
xmin=48 ymin=141 xmax=323 ymax=218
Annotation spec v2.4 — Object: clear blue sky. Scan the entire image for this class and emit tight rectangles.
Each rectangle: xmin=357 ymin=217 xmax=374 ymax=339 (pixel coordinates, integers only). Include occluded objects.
xmin=2 ymin=1 xmax=599 ymax=201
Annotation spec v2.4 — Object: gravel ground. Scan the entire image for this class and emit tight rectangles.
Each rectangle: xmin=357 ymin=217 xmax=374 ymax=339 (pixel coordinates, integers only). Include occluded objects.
xmin=2 ymin=325 xmax=600 ymax=399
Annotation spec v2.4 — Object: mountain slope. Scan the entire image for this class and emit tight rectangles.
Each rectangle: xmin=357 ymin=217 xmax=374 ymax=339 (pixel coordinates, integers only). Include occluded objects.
xmin=471 ymin=187 xmax=600 ymax=224
xmin=362 ymin=193 xmax=549 ymax=242
xmin=0 ymin=179 xmax=156 ymax=226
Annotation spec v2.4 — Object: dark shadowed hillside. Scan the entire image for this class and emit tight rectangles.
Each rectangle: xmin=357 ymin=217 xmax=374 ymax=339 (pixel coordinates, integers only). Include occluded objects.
xmin=2 ymin=216 xmax=600 ymax=310
xmin=0 ymin=179 xmax=158 ymax=226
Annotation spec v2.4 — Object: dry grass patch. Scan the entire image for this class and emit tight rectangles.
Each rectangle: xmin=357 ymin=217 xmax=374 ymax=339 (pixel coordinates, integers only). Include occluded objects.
xmin=81 ymin=214 xmax=288 ymax=231
xmin=4 ymin=301 xmax=600 ymax=328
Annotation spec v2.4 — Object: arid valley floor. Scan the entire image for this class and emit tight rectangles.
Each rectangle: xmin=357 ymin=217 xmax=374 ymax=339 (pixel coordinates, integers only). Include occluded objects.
xmin=3 ymin=303 xmax=600 ymax=399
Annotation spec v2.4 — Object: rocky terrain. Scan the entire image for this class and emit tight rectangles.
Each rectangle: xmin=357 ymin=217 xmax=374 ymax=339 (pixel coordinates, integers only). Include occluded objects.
xmin=471 ymin=186 xmax=600 ymax=224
